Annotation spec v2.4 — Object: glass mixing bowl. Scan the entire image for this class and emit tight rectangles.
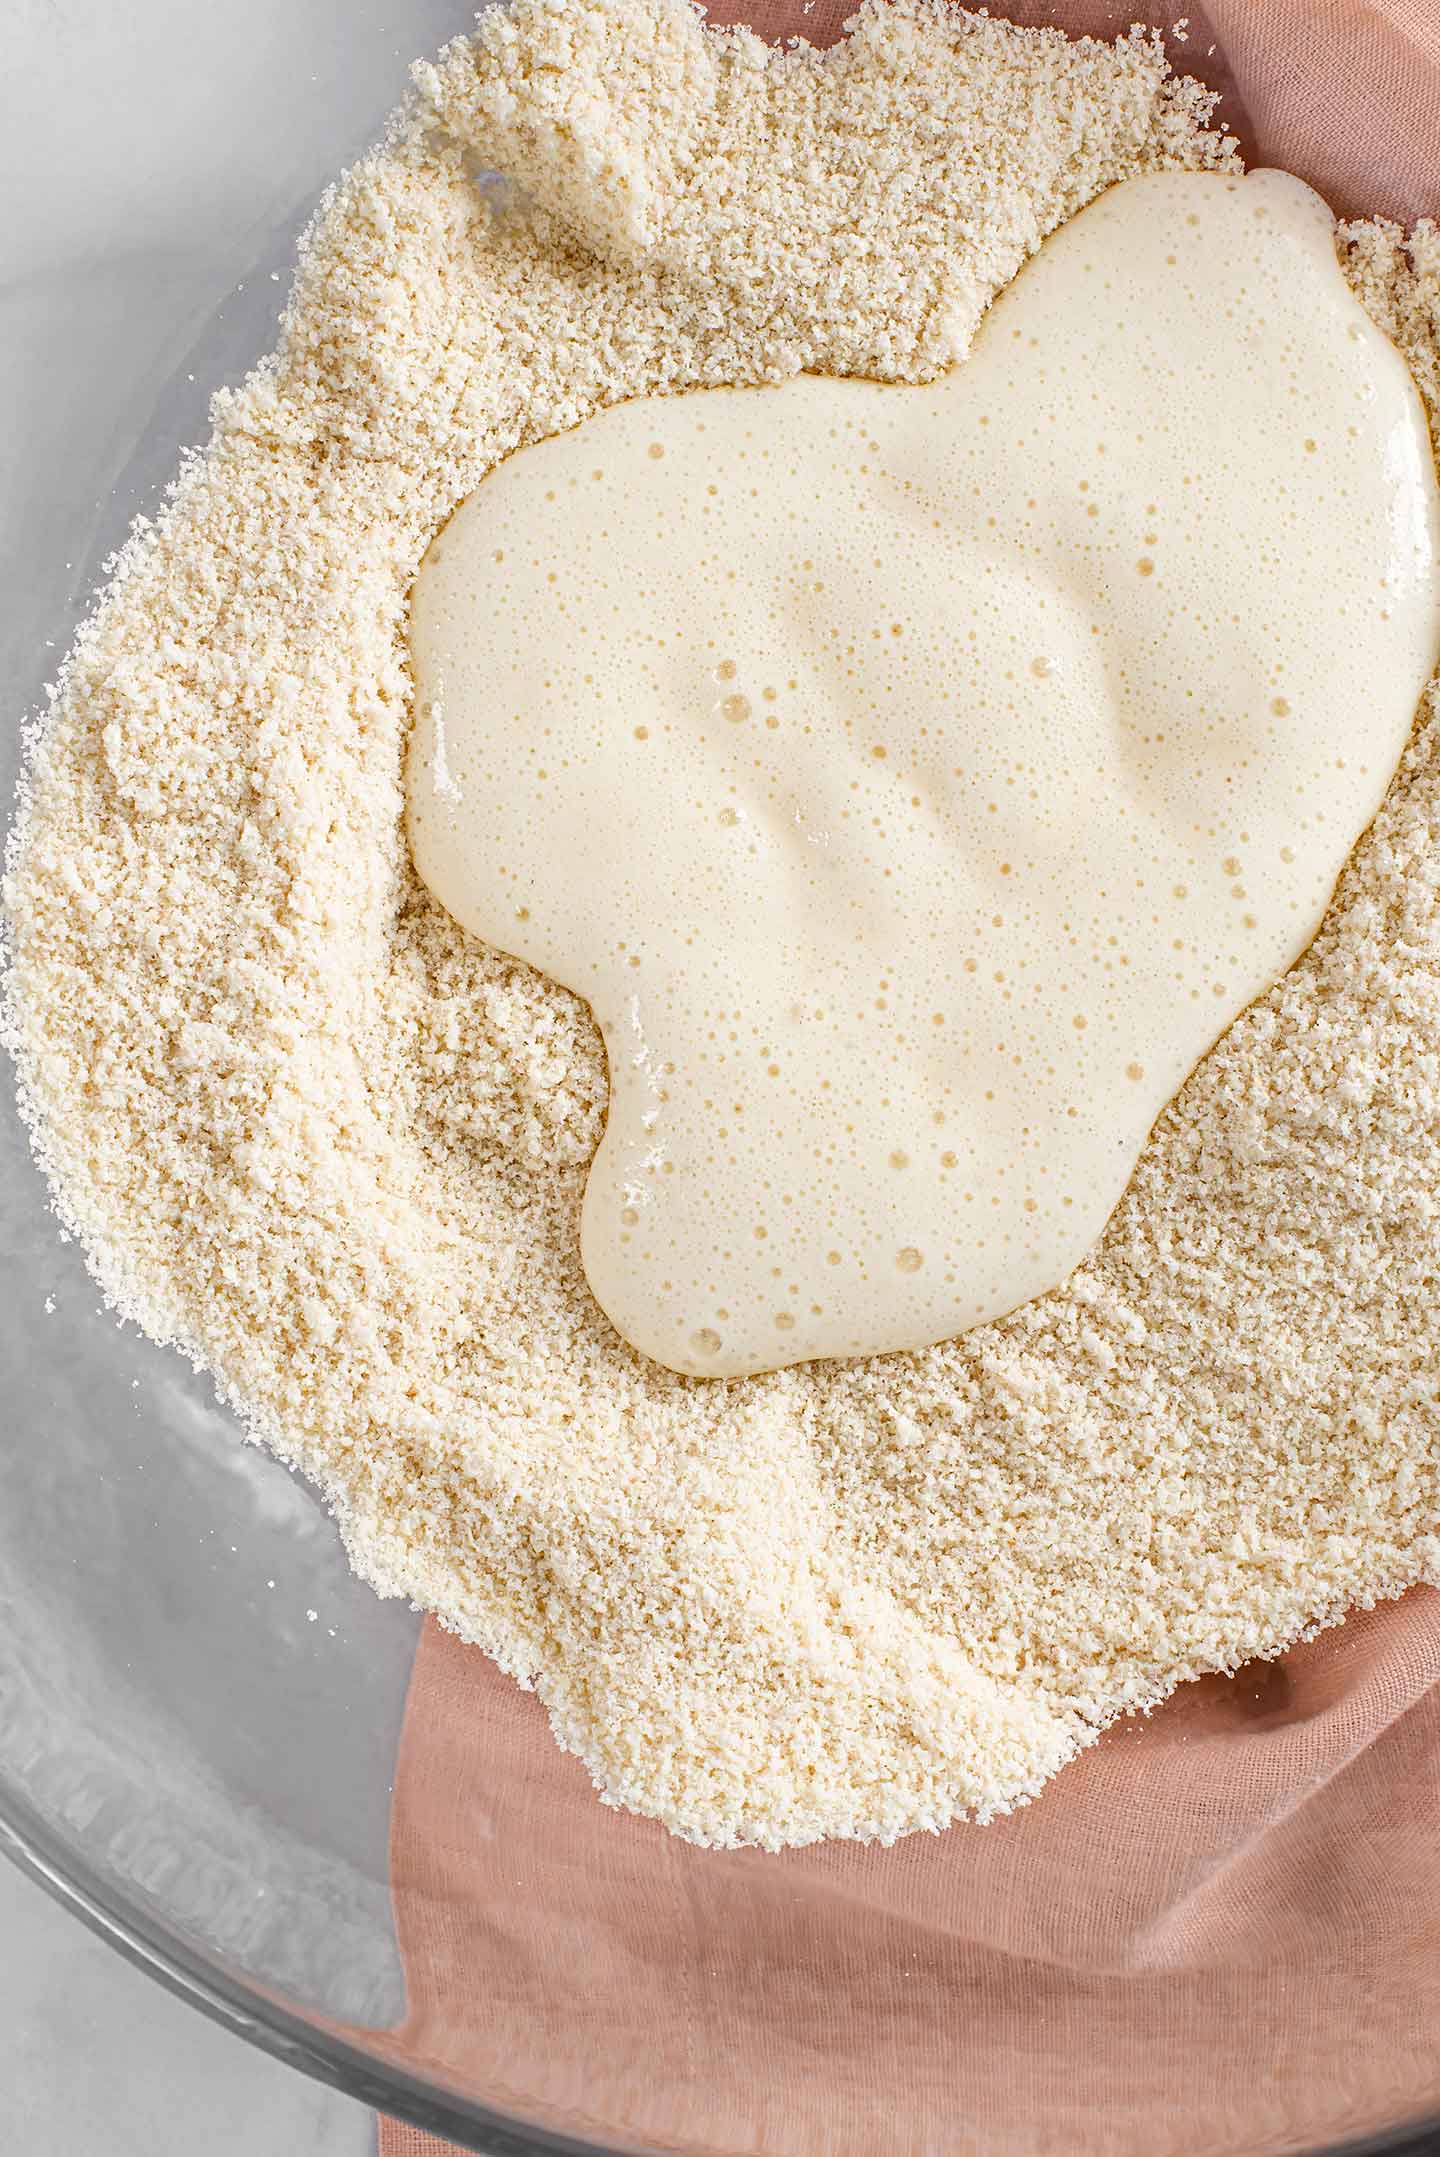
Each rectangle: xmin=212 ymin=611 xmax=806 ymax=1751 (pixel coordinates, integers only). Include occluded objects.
xmin=3 ymin=4 xmax=1439 ymax=2152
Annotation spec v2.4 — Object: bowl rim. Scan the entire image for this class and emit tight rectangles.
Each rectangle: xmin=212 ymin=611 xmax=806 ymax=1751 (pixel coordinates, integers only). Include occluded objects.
xmin=9 ymin=1768 xmax=1440 ymax=2157
xmin=0 ymin=1779 xmax=612 ymax=2157
xmin=7 ymin=9 xmax=1440 ymax=2152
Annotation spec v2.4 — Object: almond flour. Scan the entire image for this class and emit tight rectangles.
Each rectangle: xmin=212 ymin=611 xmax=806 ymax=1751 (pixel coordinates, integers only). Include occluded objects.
xmin=6 ymin=0 xmax=1440 ymax=1851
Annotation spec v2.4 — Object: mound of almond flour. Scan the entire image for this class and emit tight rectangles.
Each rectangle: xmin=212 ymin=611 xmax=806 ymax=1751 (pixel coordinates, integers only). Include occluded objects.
xmin=6 ymin=0 xmax=1440 ymax=1851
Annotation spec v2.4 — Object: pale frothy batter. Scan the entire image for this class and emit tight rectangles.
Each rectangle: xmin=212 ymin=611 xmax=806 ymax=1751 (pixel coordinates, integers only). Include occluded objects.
xmin=408 ymin=169 xmax=1440 ymax=1378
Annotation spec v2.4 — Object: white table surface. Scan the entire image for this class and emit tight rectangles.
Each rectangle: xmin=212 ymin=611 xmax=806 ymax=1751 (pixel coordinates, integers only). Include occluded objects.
xmin=0 ymin=1856 xmax=373 ymax=2156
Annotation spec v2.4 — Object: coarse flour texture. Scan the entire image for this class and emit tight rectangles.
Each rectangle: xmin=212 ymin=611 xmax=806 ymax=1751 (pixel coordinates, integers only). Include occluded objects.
xmin=7 ymin=0 xmax=1440 ymax=1850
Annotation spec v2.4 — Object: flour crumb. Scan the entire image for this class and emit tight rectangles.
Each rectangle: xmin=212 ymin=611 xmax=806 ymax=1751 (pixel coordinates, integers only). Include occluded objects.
xmin=5 ymin=0 xmax=1438 ymax=1852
